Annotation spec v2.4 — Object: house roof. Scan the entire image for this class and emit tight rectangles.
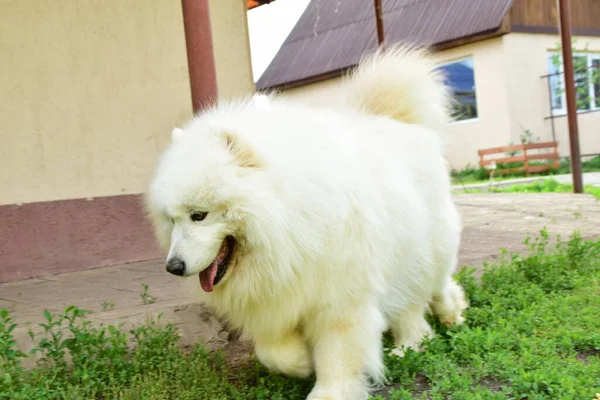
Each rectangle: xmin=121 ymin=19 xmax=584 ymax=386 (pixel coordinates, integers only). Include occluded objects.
xmin=257 ymin=0 xmax=513 ymax=90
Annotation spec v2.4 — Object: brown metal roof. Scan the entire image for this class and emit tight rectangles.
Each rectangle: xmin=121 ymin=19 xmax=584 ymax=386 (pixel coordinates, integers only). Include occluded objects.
xmin=257 ymin=0 xmax=513 ymax=90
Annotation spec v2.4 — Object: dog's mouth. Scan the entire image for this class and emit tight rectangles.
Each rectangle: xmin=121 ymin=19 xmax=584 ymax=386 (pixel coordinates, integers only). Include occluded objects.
xmin=199 ymin=236 xmax=235 ymax=293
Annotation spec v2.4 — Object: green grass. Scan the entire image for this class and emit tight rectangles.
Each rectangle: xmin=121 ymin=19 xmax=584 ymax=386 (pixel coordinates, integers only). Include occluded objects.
xmin=451 ymin=155 xmax=600 ymax=186
xmin=2 ymin=231 xmax=600 ymax=399
xmin=487 ymin=178 xmax=600 ymax=199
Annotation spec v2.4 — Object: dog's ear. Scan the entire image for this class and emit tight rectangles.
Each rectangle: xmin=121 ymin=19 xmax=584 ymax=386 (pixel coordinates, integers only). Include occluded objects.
xmin=171 ymin=127 xmax=184 ymax=141
xmin=221 ymin=132 xmax=262 ymax=169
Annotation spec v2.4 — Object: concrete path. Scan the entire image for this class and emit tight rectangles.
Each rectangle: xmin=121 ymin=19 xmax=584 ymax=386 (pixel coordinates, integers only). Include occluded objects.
xmin=1 ymin=193 xmax=599 ymax=363
xmin=452 ymin=172 xmax=600 ymax=191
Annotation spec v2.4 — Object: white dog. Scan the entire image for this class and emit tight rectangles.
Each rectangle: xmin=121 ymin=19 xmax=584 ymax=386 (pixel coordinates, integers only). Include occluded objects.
xmin=146 ymin=45 xmax=467 ymax=400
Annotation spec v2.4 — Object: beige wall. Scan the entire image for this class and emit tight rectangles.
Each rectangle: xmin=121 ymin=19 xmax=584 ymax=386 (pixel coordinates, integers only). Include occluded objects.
xmin=284 ymin=38 xmax=511 ymax=169
xmin=0 ymin=0 xmax=256 ymax=206
xmin=0 ymin=0 xmax=192 ymax=205
xmin=431 ymin=38 xmax=511 ymax=170
xmin=503 ymin=32 xmax=600 ymax=158
xmin=209 ymin=0 xmax=256 ymax=100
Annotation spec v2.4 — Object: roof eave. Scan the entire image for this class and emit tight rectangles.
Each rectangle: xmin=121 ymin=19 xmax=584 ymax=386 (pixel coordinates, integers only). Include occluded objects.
xmin=257 ymin=68 xmax=349 ymax=92
xmin=259 ymin=28 xmax=510 ymax=92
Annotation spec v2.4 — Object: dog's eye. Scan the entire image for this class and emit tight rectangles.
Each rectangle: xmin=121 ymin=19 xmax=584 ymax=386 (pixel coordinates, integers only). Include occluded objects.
xmin=190 ymin=211 xmax=208 ymax=222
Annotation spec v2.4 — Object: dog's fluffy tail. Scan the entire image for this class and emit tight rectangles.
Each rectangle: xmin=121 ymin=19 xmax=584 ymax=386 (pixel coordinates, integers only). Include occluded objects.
xmin=341 ymin=45 xmax=452 ymax=132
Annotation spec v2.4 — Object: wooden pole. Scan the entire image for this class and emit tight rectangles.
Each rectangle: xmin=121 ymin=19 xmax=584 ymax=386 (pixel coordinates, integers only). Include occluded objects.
xmin=181 ymin=0 xmax=218 ymax=114
xmin=373 ymin=0 xmax=385 ymax=46
xmin=557 ymin=0 xmax=584 ymax=193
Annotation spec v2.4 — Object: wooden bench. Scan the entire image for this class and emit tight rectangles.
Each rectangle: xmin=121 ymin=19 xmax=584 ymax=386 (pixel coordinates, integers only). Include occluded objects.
xmin=478 ymin=141 xmax=560 ymax=176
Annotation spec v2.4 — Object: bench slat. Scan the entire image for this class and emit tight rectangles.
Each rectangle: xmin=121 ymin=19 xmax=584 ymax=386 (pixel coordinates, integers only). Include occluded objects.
xmin=526 ymin=152 xmax=559 ymax=162
xmin=526 ymin=165 xmax=553 ymax=174
xmin=523 ymin=141 xmax=558 ymax=150
xmin=480 ymin=155 xmax=526 ymax=165
xmin=478 ymin=144 xmax=524 ymax=156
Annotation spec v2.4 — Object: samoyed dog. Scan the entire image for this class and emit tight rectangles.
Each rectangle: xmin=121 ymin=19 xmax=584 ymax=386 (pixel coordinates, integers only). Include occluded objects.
xmin=146 ymin=46 xmax=467 ymax=400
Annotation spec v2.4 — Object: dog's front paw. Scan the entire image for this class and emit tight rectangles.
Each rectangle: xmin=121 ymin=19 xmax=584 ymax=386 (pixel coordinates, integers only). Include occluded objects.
xmin=306 ymin=385 xmax=367 ymax=400
xmin=306 ymin=389 xmax=339 ymax=400
xmin=254 ymin=333 xmax=313 ymax=378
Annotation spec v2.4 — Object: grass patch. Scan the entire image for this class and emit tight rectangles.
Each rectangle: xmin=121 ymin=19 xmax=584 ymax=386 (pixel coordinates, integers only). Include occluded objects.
xmin=487 ymin=178 xmax=600 ymax=199
xmin=2 ymin=231 xmax=600 ymax=399
xmin=451 ymin=155 xmax=600 ymax=185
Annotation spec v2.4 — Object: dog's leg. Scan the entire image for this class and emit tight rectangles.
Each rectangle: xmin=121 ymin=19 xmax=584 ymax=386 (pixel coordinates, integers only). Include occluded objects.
xmin=388 ymin=303 xmax=433 ymax=357
xmin=306 ymin=303 xmax=385 ymax=400
xmin=430 ymin=277 xmax=468 ymax=327
xmin=254 ymin=330 xmax=313 ymax=378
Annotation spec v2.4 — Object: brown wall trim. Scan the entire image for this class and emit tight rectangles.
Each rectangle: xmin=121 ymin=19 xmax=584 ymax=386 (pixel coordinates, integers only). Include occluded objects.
xmin=0 ymin=194 xmax=162 ymax=283
xmin=511 ymin=24 xmax=600 ymax=36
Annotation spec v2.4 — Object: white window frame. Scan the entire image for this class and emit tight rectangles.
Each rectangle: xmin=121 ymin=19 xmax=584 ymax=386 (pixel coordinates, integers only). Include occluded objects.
xmin=437 ymin=56 xmax=478 ymax=123
xmin=548 ymin=52 xmax=600 ymax=116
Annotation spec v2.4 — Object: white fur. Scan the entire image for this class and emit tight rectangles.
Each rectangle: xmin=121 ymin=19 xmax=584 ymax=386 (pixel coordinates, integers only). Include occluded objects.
xmin=170 ymin=127 xmax=184 ymax=141
xmin=146 ymin=45 xmax=467 ymax=400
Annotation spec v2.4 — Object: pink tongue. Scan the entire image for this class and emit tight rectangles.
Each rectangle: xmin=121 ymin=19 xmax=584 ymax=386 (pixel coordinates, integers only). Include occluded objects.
xmin=199 ymin=261 xmax=218 ymax=292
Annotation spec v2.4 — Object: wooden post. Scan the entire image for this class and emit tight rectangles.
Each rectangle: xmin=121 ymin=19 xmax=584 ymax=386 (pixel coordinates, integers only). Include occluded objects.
xmin=557 ymin=0 xmax=584 ymax=193
xmin=523 ymin=144 xmax=529 ymax=177
xmin=181 ymin=0 xmax=218 ymax=114
xmin=373 ymin=0 xmax=385 ymax=46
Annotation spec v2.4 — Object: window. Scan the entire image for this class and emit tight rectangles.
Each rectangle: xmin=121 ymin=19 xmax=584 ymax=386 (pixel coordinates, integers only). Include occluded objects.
xmin=437 ymin=57 xmax=478 ymax=121
xmin=548 ymin=52 xmax=600 ymax=114
xmin=548 ymin=55 xmax=564 ymax=110
xmin=593 ymin=58 xmax=600 ymax=109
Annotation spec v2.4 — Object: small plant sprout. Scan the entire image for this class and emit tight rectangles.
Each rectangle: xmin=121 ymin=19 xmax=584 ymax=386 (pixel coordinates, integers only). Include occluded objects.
xmin=140 ymin=283 xmax=157 ymax=305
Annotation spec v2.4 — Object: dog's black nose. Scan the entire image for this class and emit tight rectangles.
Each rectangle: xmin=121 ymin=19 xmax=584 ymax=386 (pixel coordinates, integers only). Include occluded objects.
xmin=166 ymin=258 xmax=186 ymax=276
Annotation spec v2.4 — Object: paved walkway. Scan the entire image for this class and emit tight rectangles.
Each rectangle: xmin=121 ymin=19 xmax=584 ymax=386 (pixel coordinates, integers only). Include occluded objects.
xmin=1 ymin=193 xmax=599 ymax=364
xmin=452 ymin=172 xmax=600 ymax=191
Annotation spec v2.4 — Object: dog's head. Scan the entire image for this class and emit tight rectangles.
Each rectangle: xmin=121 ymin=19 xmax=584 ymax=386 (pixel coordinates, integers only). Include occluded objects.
xmin=146 ymin=122 xmax=263 ymax=293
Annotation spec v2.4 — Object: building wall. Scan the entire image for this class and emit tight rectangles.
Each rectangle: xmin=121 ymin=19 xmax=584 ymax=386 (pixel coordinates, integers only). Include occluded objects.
xmin=282 ymin=33 xmax=600 ymax=169
xmin=284 ymin=37 xmax=512 ymax=169
xmin=431 ymin=38 xmax=512 ymax=170
xmin=0 ymin=0 xmax=192 ymax=206
xmin=510 ymin=0 xmax=600 ymax=32
xmin=209 ymin=0 xmax=256 ymax=100
xmin=0 ymin=0 xmax=256 ymax=207
xmin=0 ymin=0 xmax=256 ymax=282
xmin=503 ymin=32 xmax=600 ymax=158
